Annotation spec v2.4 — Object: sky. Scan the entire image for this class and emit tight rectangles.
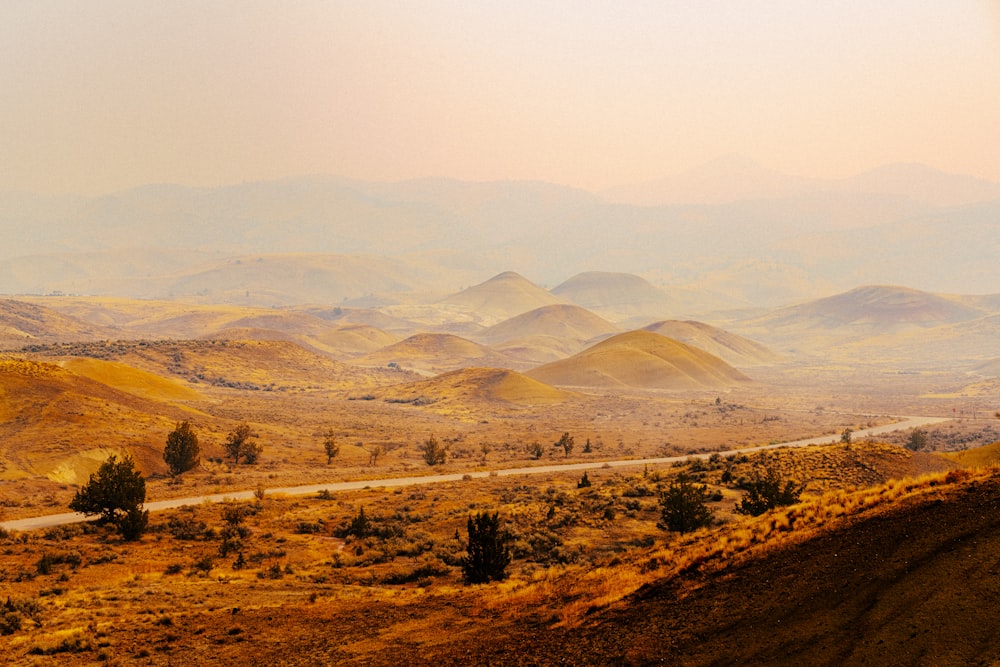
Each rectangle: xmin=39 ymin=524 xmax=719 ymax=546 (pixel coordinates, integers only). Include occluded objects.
xmin=1 ymin=1 xmax=999 ymax=196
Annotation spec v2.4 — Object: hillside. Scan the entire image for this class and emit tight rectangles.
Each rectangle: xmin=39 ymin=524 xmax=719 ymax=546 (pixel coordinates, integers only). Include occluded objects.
xmin=642 ymin=320 xmax=780 ymax=367
xmin=438 ymin=272 xmax=564 ymax=325
xmin=761 ymin=285 xmax=983 ymax=329
xmin=352 ymin=333 xmax=519 ymax=374
xmin=527 ymin=330 xmax=750 ymax=390
xmin=734 ymin=285 xmax=986 ymax=354
xmin=0 ymin=299 xmax=116 ymax=349
xmin=382 ymin=367 xmax=576 ymax=407
xmin=550 ymin=271 xmax=681 ymax=323
xmin=476 ymin=304 xmax=619 ymax=345
xmin=398 ymin=470 xmax=1000 ymax=665
xmin=24 ymin=338 xmax=410 ymax=394
xmin=0 ymin=357 xmax=200 ymax=484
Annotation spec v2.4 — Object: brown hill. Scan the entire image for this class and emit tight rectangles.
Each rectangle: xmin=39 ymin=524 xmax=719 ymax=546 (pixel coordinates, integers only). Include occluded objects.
xmin=383 ymin=367 xmax=576 ymax=407
xmin=476 ymin=304 xmax=619 ymax=345
xmin=353 ymin=333 xmax=519 ymax=374
xmin=0 ymin=299 xmax=115 ymax=349
xmin=550 ymin=271 xmax=681 ymax=323
xmin=527 ymin=330 xmax=750 ymax=390
xmin=642 ymin=319 xmax=780 ymax=367
xmin=438 ymin=271 xmax=564 ymax=325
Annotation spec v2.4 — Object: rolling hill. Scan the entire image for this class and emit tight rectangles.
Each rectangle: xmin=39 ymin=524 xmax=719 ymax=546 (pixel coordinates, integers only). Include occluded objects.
xmin=352 ymin=333 xmax=519 ymax=374
xmin=742 ymin=285 xmax=983 ymax=332
xmin=382 ymin=367 xmax=576 ymax=407
xmin=0 ymin=357 xmax=200 ymax=484
xmin=438 ymin=272 xmax=565 ymax=325
xmin=550 ymin=271 xmax=681 ymax=323
xmin=527 ymin=330 xmax=750 ymax=390
xmin=476 ymin=304 xmax=619 ymax=345
xmin=641 ymin=320 xmax=780 ymax=367
xmin=0 ymin=298 xmax=116 ymax=349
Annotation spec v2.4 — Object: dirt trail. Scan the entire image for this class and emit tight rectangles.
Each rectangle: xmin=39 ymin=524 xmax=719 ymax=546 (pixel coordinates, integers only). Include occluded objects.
xmin=1 ymin=416 xmax=948 ymax=532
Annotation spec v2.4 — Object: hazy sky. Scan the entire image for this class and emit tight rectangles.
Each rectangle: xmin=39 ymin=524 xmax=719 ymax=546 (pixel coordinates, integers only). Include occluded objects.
xmin=2 ymin=1 xmax=999 ymax=195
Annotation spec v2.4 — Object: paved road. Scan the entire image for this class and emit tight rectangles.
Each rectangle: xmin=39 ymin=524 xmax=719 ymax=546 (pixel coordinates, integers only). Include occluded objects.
xmin=1 ymin=416 xmax=948 ymax=532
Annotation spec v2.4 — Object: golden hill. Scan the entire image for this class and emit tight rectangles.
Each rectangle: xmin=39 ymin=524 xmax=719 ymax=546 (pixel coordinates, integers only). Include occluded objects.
xmin=383 ymin=367 xmax=576 ymax=407
xmin=438 ymin=271 xmax=564 ymax=325
xmin=353 ymin=333 xmax=518 ymax=374
xmin=58 ymin=357 xmax=201 ymax=402
xmin=642 ymin=319 xmax=780 ymax=367
xmin=476 ymin=303 xmax=619 ymax=345
xmin=943 ymin=440 xmax=1000 ymax=467
xmin=527 ymin=330 xmax=750 ymax=390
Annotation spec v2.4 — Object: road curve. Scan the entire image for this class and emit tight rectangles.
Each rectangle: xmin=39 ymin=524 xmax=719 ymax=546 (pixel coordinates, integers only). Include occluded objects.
xmin=1 ymin=416 xmax=949 ymax=532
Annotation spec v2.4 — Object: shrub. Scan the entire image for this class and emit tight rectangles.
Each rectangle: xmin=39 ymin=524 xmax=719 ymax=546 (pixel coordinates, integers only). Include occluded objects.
xmin=460 ymin=512 xmax=512 ymax=584
xmin=736 ymin=466 xmax=804 ymax=517
xmin=658 ymin=474 xmax=715 ymax=533
xmin=906 ymin=428 xmax=928 ymax=452
xmin=164 ymin=421 xmax=200 ymax=476
xmin=420 ymin=436 xmax=448 ymax=466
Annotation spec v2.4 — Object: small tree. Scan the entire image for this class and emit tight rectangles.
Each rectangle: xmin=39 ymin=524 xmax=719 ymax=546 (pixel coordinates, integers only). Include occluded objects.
xmin=164 ymin=421 xmax=200 ymax=476
xmin=735 ymin=466 xmax=804 ymax=517
xmin=323 ymin=428 xmax=340 ymax=465
xmin=557 ymin=432 xmax=574 ymax=458
xmin=657 ymin=473 xmax=714 ymax=533
xmin=367 ymin=445 xmax=383 ymax=467
xmin=420 ymin=436 xmax=448 ymax=466
xmin=69 ymin=454 xmax=148 ymax=540
xmin=906 ymin=428 xmax=928 ymax=452
xmin=583 ymin=438 xmax=592 ymax=454
xmin=841 ymin=428 xmax=853 ymax=444
xmin=461 ymin=512 xmax=512 ymax=584
xmin=224 ymin=423 xmax=260 ymax=465
xmin=577 ymin=472 xmax=592 ymax=488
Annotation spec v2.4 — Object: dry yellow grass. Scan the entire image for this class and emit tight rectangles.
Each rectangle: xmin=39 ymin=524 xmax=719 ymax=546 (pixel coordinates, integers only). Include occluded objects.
xmin=943 ymin=440 xmax=1000 ymax=466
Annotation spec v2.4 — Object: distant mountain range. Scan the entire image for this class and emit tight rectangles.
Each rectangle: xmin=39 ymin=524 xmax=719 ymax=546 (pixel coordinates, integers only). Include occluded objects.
xmin=1 ymin=158 xmax=998 ymax=306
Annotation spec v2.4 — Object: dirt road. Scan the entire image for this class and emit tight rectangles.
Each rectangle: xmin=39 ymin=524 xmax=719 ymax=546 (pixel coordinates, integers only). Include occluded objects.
xmin=1 ymin=415 xmax=948 ymax=532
